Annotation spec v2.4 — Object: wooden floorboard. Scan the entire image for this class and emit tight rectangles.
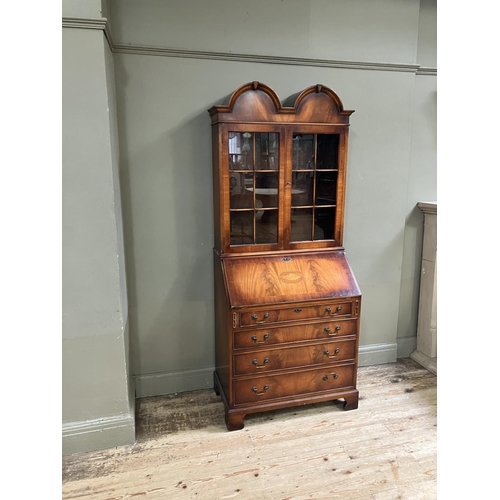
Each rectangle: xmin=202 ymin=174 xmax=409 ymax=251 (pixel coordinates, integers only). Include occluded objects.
xmin=62 ymin=358 xmax=437 ymax=500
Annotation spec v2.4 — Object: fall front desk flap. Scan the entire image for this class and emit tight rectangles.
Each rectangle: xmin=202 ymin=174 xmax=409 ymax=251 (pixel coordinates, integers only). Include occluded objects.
xmin=221 ymin=251 xmax=361 ymax=308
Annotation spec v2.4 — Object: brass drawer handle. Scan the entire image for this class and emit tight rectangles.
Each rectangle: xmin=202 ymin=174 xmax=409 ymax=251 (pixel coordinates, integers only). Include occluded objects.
xmin=325 ymin=326 xmax=341 ymax=336
xmin=322 ymin=373 xmax=339 ymax=381
xmin=326 ymin=306 xmax=343 ymax=316
xmin=251 ymin=333 xmax=269 ymax=344
xmin=252 ymin=313 xmax=269 ymax=323
xmin=294 ymin=308 xmax=303 ymax=313
xmin=252 ymin=385 xmax=269 ymax=395
xmin=252 ymin=358 xmax=269 ymax=369
xmin=324 ymin=348 xmax=340 ymax=359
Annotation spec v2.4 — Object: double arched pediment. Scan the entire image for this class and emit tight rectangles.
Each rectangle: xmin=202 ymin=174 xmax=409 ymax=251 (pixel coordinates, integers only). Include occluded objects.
xmin=209 ymin=81 xmax=354 ymax=124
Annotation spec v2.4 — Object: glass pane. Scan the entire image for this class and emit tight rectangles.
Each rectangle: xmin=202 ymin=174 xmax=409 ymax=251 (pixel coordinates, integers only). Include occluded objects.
xmin=256 ymin=209 xmax=278 ymax=244
xmin=268 ymin=133 xmax=279 ymax=170
xmin=230 ymin=173 xmax=253 ymax=208
xmin=254 ymin=172 xmax=278 ymax=208
xmin=230 ymin=193 xmax=254 ymax=209
xmin=316 ymin=134 xmax=339 ymax=169
xmin=292 ymin=172 xmax=313 ymax=206
xmin=292 ymin=134 xmax=314 ymax=170
xmin=229 ymin=132 xmax=253 ymax=170
xmin=255 ymin=172 xmax=278 ymax=189
xmin=230 ymin=210 xmax=254 ymax=245
xmin=290 ymin=208 xmax=313 ymax=242
xmin=256 ymin=133 xmax=279 ymax=170
xmin=315 ymin=171 xmax=338 ymax=205
xmin=314 ymin=207 xmax=336 ymax=240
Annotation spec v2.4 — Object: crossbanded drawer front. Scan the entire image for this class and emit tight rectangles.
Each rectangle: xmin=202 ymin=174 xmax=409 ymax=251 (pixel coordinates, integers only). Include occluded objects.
xmin=234 ymin=364 xmax=355 ymax=405
xmin=234 ymin=319 xmax=357 ymax=349
xmin=233 ymin=339 xmax=356 ymax=376
xmin=239 ymin=301 xmax=354 ymax=327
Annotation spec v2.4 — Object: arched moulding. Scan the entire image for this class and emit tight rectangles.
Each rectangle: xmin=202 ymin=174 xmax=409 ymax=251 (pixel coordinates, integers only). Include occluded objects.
xmin=282 ymin=83 xmax=354 ymax=116
xmin=208 ymin=82 xmax=354 ymax=124
xmin=208 ymin=81 xmax=283 ymax=122
xmin=224 ymin=81 xmax=282 ymax=111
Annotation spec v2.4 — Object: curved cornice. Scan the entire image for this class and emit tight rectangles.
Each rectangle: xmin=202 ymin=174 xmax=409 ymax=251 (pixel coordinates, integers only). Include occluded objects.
xmin=62 ymin=18 xmax=436 ymax=76
xmin=228 ymin=81 xmax=282 ymax=112
xmin=288 ymin=84 xmax=354 ymax=116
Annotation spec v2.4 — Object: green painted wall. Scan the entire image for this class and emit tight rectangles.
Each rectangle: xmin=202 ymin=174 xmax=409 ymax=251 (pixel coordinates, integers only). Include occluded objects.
xmin=107 ymin=0 xmax=437 ymax=395
xmin=62 ymin=1 xmax=134 ymax=454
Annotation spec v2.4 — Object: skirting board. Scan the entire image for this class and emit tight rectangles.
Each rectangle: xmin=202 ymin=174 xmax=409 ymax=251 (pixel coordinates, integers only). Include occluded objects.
xmin=135 ymin=368 xmax=214 ymax=398
xmin=358 ymin=342 xmax=398 ymax=367
xmin=397 ymin=336 xmax=418 ymax=359
xmin=62 ymin=413 xmax=135 ymax=455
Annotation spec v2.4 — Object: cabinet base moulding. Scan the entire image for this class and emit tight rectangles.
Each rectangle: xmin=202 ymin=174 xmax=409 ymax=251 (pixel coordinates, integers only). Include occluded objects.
xmin=213 ymin=370 xmax=358 ymax=431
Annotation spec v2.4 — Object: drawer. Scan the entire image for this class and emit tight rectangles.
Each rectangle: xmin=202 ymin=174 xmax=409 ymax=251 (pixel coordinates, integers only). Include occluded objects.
xmin=239 ymin=300 xmax=354 ymax=327
xmin=234 ymin=364 xmax=355 ymax=405
xmin=233 ymin=339 xmax=356 ymax=376
xmin=234 ymin=319 xmax=357 ymax=349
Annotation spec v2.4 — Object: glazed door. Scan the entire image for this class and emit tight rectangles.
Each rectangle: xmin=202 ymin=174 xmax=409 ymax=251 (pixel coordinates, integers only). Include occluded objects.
xmin=286 ymin=129 xmax=347 ymax=250
xmin=223 ymin=124 xmax=285 ymax=253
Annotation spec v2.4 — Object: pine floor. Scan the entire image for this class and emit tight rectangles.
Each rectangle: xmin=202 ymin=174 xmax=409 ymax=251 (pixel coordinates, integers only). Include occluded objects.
xmin=62 ymin=358 xmax=437 ymax=500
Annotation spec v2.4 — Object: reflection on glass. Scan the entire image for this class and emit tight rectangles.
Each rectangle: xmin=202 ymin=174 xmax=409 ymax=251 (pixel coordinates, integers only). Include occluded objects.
xmin=230 ymin=210 xmax=254 ymax=245
xmin=252 ymin=172 xmax=278 ymax=208
xmin=291 ymin=208 xmax=313 ymax=242
xmin=315 ymin=171 xmax=338 ymax=205
xmin=255 ymin=172 xmax=278 ymax=189
xmin=256 ymin=209 xmax=278 ymax=244
xmin=292 ymin=134 xmax=314 ymax=170
xmin=316 ymin=134 xmax=339 ymax=169
xmin=228 ymin=131 xmax=280 ymax=247
xmin=230 ymin=192 xmax=253 ymax=209
xmin=292 ymin=172 xmax=313 ymax=206
xmin=256 ymin=133 xmax=278 ymax=170
xmin=229 ymin=172 xmax=253 ymax=208
xmin=287 ymin=133 xmax=340 ymax=244
xmin=314 ymin=208 xmax=336 ymax=240
xmin=229 ymin=132 xmax=254 ymax=170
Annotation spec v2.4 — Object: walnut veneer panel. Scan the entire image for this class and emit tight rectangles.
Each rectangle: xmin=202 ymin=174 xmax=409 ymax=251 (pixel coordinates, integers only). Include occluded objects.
xmin=233 ymin=339 xmax=356 ymax=376
xmin=233 ymin=363 xmax=355 ymax=406
xmin=233 ymin=319 xmax=358 ymax=349
xmin=223 ymin=251 xmax=360 ymax=307
xmin=239 ymin=300 xmax=354 ymax=327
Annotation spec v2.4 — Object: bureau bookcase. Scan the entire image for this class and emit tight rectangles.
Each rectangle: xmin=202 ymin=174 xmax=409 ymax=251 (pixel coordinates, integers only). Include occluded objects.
xmin=208 ymin=82 xmax=361 ymax=430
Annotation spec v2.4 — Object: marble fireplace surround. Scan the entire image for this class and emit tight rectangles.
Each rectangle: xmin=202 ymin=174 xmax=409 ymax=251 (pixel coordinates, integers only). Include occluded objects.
xmin=410 ymin=201 xmax=437 ymax=375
